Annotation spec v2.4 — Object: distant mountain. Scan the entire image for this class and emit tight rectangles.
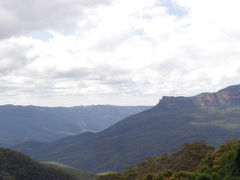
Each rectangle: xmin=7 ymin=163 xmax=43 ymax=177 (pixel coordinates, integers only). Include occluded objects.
xmin=0 ymin=148 xmax=76 ymax=180
xmin=0 ymin=105 xmax=151 ymax=147
xmin=13 ymin=84 xmax=240 ymax=172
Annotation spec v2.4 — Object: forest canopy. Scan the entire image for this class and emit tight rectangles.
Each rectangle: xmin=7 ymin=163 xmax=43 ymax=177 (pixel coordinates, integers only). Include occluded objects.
xmin=97 ymin=140 xmax=240 ymax=180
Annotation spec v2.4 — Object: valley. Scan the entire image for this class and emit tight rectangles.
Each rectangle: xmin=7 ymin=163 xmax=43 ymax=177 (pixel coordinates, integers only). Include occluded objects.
xmin=0 ymin=105 xmax=150 ymax=147
xmin=13 ymin=84 xmax=240 ymax=173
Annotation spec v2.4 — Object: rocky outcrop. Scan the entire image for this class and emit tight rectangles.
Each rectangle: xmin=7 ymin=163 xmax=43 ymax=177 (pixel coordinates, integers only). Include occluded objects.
xmin=158 ymin=84 xmax=240 ymax=108
xmin=199 ymin=85 xmax=240 ymax=106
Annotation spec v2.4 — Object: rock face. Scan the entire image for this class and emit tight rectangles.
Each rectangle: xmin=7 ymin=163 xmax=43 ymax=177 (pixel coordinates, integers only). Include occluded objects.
xmin=158 ymin=84 xmax=240 ymax=107
xmin=199 ymin=85 xmax=240 ymax=106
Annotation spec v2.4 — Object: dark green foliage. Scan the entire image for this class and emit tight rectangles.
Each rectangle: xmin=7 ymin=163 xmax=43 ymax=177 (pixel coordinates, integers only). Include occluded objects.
xmin=152 ymin=173 xmax=164 ymax=180
xmin=219 ymin=144 xmax=240 ymax=176
xmin=0 ymin=171 xmax=15 ymax=180
xmin=96 ymin=141 xmax=211 ymax=180
xmin=143 ymin=173 xmax=154 ymax=180
xmin=195 ymin=172 xmax=211 ymax=180
xmin=175 ymin=171 xmax=194 ymax=180
xmin=198 ymin=140 xmax=240 ymax=180
xmin=193 ymin=172 xmax=220 ymax=180
xmin=97 ymin=140 xmax=240 ymax=180
xmin=196 ymin=140 xmax=240 ymax=180
xmin=169 ymin=141 xmax=215 ymax=171
xmin=135 ymin=141 xmax=213 ymax=175
xmin=137 ymin=155 xmax=170 ymax=174
xmin=0 ymin=148 xmax=76 ymax=180
xmin=162 ymin=170 xmax=173 ymax=178
xmin=96 ymin=173 xmax=122 ymax=180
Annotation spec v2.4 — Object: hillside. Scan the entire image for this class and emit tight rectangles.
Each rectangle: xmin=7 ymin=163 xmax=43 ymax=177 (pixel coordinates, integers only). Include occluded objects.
xmin=0 ymin=105 xmax=150 ymax=147
xmin=0 ymin=148 xmax=76 ymax=180
xmin=13 ymin=84 xmax=240 ymax=172
xmin=41 ymin=162 xmax=96 ymax=180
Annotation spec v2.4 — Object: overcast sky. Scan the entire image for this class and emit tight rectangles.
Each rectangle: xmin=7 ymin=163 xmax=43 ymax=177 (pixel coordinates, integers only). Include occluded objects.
xmin=0 ymin=0 xmax=240 ymax=106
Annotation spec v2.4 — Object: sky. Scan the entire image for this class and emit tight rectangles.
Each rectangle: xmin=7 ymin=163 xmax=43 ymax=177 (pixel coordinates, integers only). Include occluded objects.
xmin=0 ymin=0 xmax=240 ymax=106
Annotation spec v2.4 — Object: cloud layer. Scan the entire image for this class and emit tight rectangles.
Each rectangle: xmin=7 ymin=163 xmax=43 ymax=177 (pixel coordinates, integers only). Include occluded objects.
xmin=0 ymin=0 xmax=111 ymax=38
xmin=0 ymin=0 xmax=240 ymax=106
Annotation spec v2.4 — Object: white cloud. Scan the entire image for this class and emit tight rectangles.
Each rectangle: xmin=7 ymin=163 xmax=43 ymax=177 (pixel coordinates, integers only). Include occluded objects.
xmin=0 ymin=0 xmax=240 ymax=106
xmin=0 ymin=0 xmax=111 ymax=38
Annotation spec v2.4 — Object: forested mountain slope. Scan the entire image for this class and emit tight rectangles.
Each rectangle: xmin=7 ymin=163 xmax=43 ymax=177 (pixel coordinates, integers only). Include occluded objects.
xmin=14 ymin=84 xmax=240 ymax=172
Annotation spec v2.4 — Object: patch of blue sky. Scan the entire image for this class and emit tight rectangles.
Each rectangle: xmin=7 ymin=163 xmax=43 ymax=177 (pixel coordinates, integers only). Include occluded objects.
xmin=157 ymin=0 xmax=188 ymax=17
xmin=30 ymin=30 xmax=75 ymax=41
xmin=61 ymin=30 xmax=75 ymax=36
xmin=30 ymin=31 xmax=53 ymax=41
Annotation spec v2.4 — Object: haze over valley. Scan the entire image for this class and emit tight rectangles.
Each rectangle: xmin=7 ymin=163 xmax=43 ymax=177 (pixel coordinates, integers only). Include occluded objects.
xmin=0 ymin=105 xmax=150 ymax=147
xmin=1 ymin=0 xmax=240 ymax=179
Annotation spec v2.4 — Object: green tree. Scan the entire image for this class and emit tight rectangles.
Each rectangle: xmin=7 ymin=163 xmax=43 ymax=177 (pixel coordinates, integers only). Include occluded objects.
xmin=170 ymin=141 xmax=215 ymax=172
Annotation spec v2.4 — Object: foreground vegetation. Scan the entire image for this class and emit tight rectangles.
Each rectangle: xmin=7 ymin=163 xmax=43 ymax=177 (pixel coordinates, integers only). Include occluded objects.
xmin=97 ymin=140 xmax=240 ymax=180
xmin=0 ymin=148 xmax=77 ymax=180
xmin=2 ymin=139 xmax=240 ymax=180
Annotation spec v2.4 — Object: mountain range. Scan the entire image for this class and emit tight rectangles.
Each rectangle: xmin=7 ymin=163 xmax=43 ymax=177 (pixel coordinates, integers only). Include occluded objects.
xmin=13 ymin=84 xmax=240 ymax=172
xmin=0 ymin=105 xmax=150 ymax=147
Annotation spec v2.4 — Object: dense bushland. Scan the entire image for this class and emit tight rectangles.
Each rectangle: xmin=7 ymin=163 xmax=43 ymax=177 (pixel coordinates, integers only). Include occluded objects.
xmin=97 ymin=140 xmax=240 ymax=180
